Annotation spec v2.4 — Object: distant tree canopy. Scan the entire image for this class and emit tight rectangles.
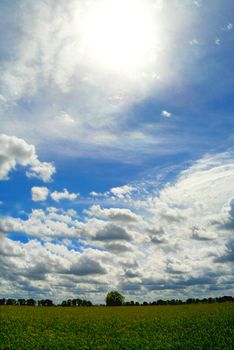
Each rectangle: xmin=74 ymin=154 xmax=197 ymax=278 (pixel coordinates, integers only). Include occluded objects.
xmin=106 ymin=291 xmax=125 ymax=306
xmin=0 ymin=295 xmax=233 ymax=307
xmin=61 ymin=298 xmax=92 ymax=307
xmin=38 ymin=299 xmax=53 ymax=307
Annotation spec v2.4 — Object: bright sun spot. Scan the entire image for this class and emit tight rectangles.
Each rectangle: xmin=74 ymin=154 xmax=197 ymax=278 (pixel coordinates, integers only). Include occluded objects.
xmin=80 ymin=0 xmax=157 ymax=72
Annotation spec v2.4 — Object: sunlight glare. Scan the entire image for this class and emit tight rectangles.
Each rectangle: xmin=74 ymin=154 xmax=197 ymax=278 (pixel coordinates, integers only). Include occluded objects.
xmin=80 ymin=0 xmax=157 ymax=72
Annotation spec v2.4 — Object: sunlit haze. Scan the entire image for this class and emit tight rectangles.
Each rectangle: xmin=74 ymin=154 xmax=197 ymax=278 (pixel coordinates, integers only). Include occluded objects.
xmin=80 ymin=0 xmax=157 ymax=72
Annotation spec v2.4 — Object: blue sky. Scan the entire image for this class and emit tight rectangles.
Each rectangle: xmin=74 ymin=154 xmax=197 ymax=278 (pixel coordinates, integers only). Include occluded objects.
xmin=0 ymin=0 xmax=233 ymax=303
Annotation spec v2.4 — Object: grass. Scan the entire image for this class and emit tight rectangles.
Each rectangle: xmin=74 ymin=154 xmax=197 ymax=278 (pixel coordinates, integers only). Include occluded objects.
xmin=0 ymin=303 xmax=233 ymax=349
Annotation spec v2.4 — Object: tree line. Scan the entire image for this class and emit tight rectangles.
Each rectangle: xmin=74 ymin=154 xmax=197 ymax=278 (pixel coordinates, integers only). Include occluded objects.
xmin=124 ymin=296 xmax=234 ymax=306
xmin=105 ymin=291 xmax=234 ymax=306
xmin=0 ymin=294 xmax=233 ymax=307
xmin=0 ymin=297 xmax=92 ymax=307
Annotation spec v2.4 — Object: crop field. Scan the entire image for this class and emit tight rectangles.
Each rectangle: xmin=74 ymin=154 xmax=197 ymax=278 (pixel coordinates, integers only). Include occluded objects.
xmin=0 ymin=303 xmax=233 ymax=349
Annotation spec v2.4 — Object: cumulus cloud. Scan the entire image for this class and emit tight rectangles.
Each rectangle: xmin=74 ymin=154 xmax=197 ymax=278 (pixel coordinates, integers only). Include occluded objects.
xmin=31 ymin=187 xmax=49 ymax=202
xmin=85 ymin=205 xmax=141 ymax=222
xmin=1 ymin=152 xmax=234 ymax=301
xmin=221 ymin=198 xmax=234 ymax=230
xmin=69 ymin=256 xmax=107 ymax=276
xmin=110 ymin=185 xmax=136 ymax=198
xmin=215 ymin=240 xmax=234 ymax=263
xmin=191 ymin=226 xmax=217 ymax=241
xmin=31 ymin=187 xmax=79 ymax=203
xmin=0 ymin=208 xmax=81 ymax=239
xmin=50 ymin=188 xmax=78 ymax=202
xmin=161 ymin=110 xmax=172 ymax=118
xmin=89 ymin=191 xmax=100 ymax=197
xmin=94 ymin=224 xmax=132 ymax=242
xmin=105 ymin=243 xmax=132 ymax=253
xmin=88 ymin=185 xmax=137 ymax=201
xmin=0 ymin=134 xmax=55 ymax=182
xmin=0 ymin=236 xmax=110 ymax=300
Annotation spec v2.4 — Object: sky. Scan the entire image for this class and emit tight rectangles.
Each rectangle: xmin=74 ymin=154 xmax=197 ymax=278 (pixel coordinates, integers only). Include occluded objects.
xmin=0 ymin=0 xmax=233 ymax=304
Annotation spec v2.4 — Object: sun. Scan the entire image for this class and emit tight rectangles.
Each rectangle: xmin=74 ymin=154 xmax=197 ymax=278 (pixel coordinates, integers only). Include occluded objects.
xmin=80 ymin=0 xmax=157 ymax=73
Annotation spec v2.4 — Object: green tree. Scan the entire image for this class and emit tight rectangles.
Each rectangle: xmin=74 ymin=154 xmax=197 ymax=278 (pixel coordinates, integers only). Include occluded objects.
xmin=76 ymin=298 xmax=82 ymax=306
xmin=67 ymin=299 xmax=72 ymax=307
xmin=106 ymin=291 xmax=124 ymax=306
xmin=26 ymin=299 xmax=36 ymax=306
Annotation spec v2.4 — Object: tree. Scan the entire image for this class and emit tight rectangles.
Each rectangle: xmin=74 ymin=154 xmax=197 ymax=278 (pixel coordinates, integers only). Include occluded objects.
xmin=26 ymin=299 xmax=36 ymax=306
xmin=106 ymin=291 xmax=125 ymax=306
xmin=157 ymin=299 xmax=167 ymax=305
xmin=76 ymin=298 xmax=82 ymax=306
xmin=67 ymin=299 xmax=72 ymax=307
xmin=42 ymin=299 xmax=53 ymax=306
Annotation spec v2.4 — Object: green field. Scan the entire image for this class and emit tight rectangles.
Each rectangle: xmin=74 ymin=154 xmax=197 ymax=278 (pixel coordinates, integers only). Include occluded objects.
xmin=0 ymin=303 xmax=233 ymax=349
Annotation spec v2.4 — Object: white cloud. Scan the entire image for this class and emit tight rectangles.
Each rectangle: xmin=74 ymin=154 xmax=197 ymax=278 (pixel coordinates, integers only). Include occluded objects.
xmin=66 ymin=209 xmax=78 ymax=217
xmin=0 ymin=0 xmax=197 ymax=161
xmin=193 ymin=1 xmax=202 ymax=7
xmin=110 ymin=185 xmax=135 ymax=198
xmin=57 ymin=112 xmax=75 ymax=125
xmin=0 ymin=134 xmax=55 ymax=182
xmin=85 ymin=205 xmax=142 ymax=222
xmin=189 ymin=39 xmax=199 ymax=45
xmin=0 ymin=94 xmax=7 ymax=104
xmin=90 ymin=191 xmax=102 ymax=197
xmin=0 ymin=236 xmax=111 ymax=301
xmin=1 ymin=208 xmax=81 ymax=239
xmin=94 ymin=224 xmax=132 ymax=242
xmin=50 ymin=188 xmax=79 ymax=202
xmin=0 ymin=0 xmax=163 ymax=101
xmin=161 ymin=110 xmax=172 ymax=118
xmin=31 ymin=187 xmax=49 ymax=202
xmin=222 ymin=23 xmax=233 ymax=32
xmin=31 ymin=186 xmax=79 ymax=203
xmin=1 ymin=152 xmax=234 ymax=301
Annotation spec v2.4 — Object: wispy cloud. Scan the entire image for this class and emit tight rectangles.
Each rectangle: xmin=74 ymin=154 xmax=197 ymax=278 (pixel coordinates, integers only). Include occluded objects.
xmin=0 ymin=0 xmax=203 ymax=161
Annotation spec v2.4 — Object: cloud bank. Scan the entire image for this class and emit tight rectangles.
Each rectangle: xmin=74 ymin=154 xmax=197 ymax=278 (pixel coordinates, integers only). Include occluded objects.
xmin=1 ymin=151 xmax=233 ymax=302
